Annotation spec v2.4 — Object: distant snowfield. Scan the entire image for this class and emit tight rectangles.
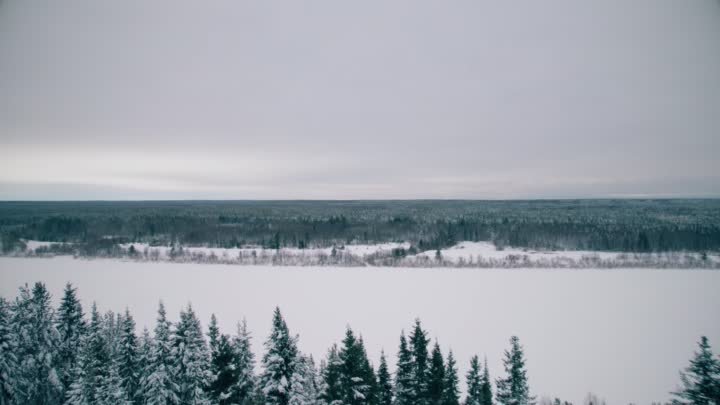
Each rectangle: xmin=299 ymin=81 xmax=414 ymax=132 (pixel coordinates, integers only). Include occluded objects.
xmin=117 ymin=241 xmax=412 ymax=259
xmin=24 ymin=240 xmax=60 ymax=251
xmin=1 ymin=257 xmax=719 ymax=404
xmin=415 ymin=241 xmax=620 ymax=261
xmin=22 ymin=240 xmax=720 ymax=268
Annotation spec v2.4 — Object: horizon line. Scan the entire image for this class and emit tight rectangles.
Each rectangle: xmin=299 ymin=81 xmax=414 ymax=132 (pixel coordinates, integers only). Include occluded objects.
xmin=2 ymin=197 xmax=720 ymax=203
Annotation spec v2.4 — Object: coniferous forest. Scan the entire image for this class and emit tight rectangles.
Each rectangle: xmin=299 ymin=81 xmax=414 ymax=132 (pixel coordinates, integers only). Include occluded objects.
xmin=2 ymin=200 xmax=720 ymax=256
xmin=1 ymin=282 xmax=718 ymax=405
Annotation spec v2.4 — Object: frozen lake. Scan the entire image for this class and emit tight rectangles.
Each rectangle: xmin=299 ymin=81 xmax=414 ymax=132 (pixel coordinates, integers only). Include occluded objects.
xmin=1 ymin=257 xmax=719 ymax=404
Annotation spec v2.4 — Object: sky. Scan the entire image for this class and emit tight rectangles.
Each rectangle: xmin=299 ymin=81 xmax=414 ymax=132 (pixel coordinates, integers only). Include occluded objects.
xmin=1 ymin=1 xmax=719 ymax=200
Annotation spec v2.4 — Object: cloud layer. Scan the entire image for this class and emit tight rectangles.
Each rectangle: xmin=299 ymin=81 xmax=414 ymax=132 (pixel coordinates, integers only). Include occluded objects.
xmin=1 ymin=1 xmax=719 ymax=199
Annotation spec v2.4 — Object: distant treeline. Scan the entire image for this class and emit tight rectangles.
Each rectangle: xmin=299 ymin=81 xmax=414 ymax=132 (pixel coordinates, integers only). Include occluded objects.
xmin=2 ymin=282 xmax=717 ymax=405
xmin=1 ymin=200 xmax=720 ymax=254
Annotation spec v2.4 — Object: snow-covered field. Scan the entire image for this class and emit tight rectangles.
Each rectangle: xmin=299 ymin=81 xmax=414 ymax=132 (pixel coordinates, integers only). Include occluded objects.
xmin=415 ymin=241 xmax=620 ymax=261
xmin=24 ymin=240 xmax=61 ymax=251
xmin=22 ymin=239 xmax=720 ymax=268
xmin=116 ymin=241 xmax=412 ymax=260
xmin=1 ymin=257 xmax=718 ymax=404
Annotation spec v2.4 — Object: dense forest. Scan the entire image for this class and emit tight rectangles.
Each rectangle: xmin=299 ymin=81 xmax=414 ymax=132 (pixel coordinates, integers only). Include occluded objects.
xmin=1 ymin=282 xmax=718 ymax=405
xmin=1 ymin=200 xmax=720 ymax=256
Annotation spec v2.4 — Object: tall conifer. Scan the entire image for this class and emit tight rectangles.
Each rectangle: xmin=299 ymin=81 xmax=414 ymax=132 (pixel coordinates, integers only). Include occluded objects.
xmin=376 ymin=351 xmax=393 ymax=405
xmin=428 ymin=342 xmax=446 ymax=405
xmin=496 ymin=336 xmax=533 ymax=405
xmin=261 ymin=307 xmax=298 ymax=405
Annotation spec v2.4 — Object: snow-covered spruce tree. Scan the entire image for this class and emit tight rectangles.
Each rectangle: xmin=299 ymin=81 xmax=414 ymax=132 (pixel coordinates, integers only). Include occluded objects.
xmin=410 ymin=319 xmax=430 ymax=405
xmin=376 ymin=351 xmax=393 ymax=405
xmin=441 ymin=350 xmax=460 ymax=405
xmin=172 ymin=304 xmax=211 ymax=405
xmin=207 ymin=315 xmax=223 ymax=403
xmin=464 ymin=356 xmax=482 ymax=405
xmin=101 ymin=311 xmax=120 ymax=360
xmin=208 ymin=314 xmax=220 ymax=363
xmin=96 ymin=352 xmax=131 ymax=405
xmin=358 ymin=337 xmax=378 ymax=405
xmin=142 ymin=301 xmax=179 ymax=405
xmin=0 ymin=298 xmax=17 ymax=405
xmin=288 ymin=355 xmax=319 ymax=405
xmin=117 ymin=308 xmax=140 ymax=404
xmin=311 ymin=356 xmax=323 ymax=403
xmin=479 ymin=358 xmax=493 ymax=405
xmin=338 ymin=328 xmax=371 ymax=405
xmin=261 ymin=307 xmax=298 ymax=405
xmin=210 ymin=334 xmax=240 ymax=405
xmin=12 ymin=282 xmax=63 ymax=405
xmin=232 ymin=319 xmax=258 ymax=405
xmin=66 ymin=303 xmax=110 ymax=405
xmin=315 ymin=360 xmax=329 ymax=405
xmin=428 ymin=342 xmax=445 ymax=405
xmin=495 ymin=336 xmax=533 ymax=405
xmin=671 ymin=336 xmax=720 ymax=405
xmin=55 ymin=283 xmax=87 ymax=395
xmin=136 ymin=327 xmax=153 ymax=399
xmin=319 ymin=345 xmax=343 ymax=405
xmin=394 ymin=332 xmax=414 ymax=405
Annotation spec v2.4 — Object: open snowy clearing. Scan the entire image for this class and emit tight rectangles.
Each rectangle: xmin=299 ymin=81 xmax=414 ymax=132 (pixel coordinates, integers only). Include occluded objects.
xmin=1 ymin=257 xmax=719 ymax=404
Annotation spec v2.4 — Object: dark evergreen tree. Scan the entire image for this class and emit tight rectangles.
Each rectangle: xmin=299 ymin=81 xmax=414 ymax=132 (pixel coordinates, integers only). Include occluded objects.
xmin=118 ymin=308 xmax=140 ymax=404
xmin=172 ymin=304 xmax=211 ymax=405
xmin=0 ymin=298 xmax=17 ymax=405
xmin=671 ymin=336 xmax=720 ymax=405
xmin=394 ymin=332 xmax=414 ymax=405
xmin=261 ymin=307 xmax=298 ymax=405
xmin=410 ymin=319 xmax=430 ymax=405
xmin=358 ymin=337 xmax=378 ymax=405
xmin=56 ymin=283 xmax=86 ymax=395
xmin=479 ymin=358 xmax=493 ymax=405
xmin=208 ymin=314 xmax=220 ymax=361
xmin=428 ymin=342 xmax=446 ymax=405
xmin=339 ymin=327 xmax=371 ymax=405
xmin=496 ymin=336 xmax=533 ymax=405
xmin=441 ymin=351 xmax=460 ymax=405
xmin=319 ymin=345 xmax=343 ymax=405
xmin=377 ymin=351 xmax=393 ymax=405
xmin=12 ymin=282 xmax=63 ymax=405
xmin=465 ymin=356 xmax=483 ymax=405
xmin=210 ymin=334 xmax=240 ymax=405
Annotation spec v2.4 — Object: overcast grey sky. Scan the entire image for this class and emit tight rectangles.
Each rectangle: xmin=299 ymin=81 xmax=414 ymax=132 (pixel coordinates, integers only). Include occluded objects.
xmin=1 ymin=1 xmax=719 ymax=200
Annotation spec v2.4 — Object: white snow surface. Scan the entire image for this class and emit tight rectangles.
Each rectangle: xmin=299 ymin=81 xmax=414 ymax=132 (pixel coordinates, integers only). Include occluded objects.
xmin=115 ymin=242 xmax=411 ymax=259
xmin=415 ymin=241 xmax=619 ymax=261
xmin=22 ymin=240 xmax=719 ymax=267
xmin=414 ymin=241 xmax=720 ymax=265
xmin=24 ymin=240 xmax=61 ymax=250
xmin=1 ymin=257 xmax=718 ymax=405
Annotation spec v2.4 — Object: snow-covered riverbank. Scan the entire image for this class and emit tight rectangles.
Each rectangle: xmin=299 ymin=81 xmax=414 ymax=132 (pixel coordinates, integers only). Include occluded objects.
xmin=14 ymin=240 xmax=720 ymax=268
